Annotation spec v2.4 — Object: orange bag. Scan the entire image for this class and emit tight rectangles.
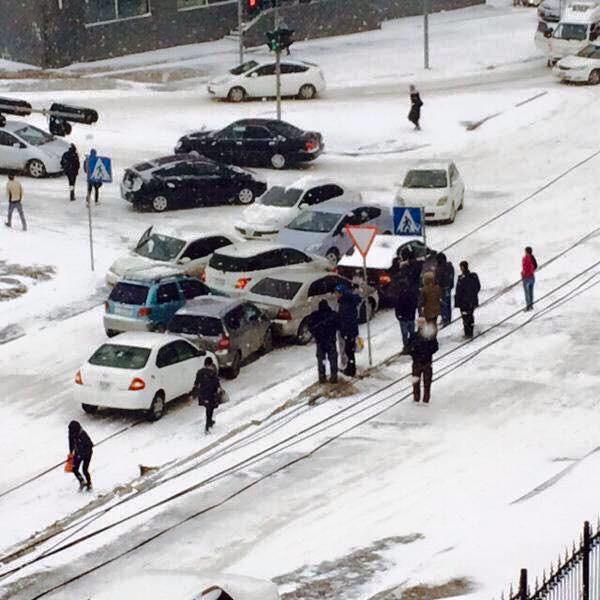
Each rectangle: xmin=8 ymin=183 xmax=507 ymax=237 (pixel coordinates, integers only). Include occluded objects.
xmin=64 ymin=453 xmax=74 ymax=473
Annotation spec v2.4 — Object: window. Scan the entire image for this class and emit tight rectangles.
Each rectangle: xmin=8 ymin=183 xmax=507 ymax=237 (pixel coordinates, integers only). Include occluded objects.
xmin=13 ymin=126 xmax=52 ymax=146
xmin=403 ymin=170 xmax=448 ymax=189
xmin=356 ymin=206 xmax=381 ymax=222
xmin=134 ymin=233 xmax=186 ymax=262
xmin=229 ymin=61 xmax=259 ymax=75
xmin=307 ymin=278 xmax=328 ymax=297
xmin=225 ymin=306 xmax=245 ymax=330
xmin=281 ymin=248 xmax=310 ymax=265
xmin=89 ymin=344 xmax=150 ymax=369
xmin=287 ymin=211 xmax=341 ymax=233
xmin=242 ymin=303 xmax=262 ymax=322
xmin=249 ymin=277 xmax=302 ymax=300
xmin=303 ymin=184 xmax=344 ymax=206
xmin=182 ymin=240 xmax=212 ymax=260
xmin=168 ymin=314 xmax=223 ymax=336
xmin=206 ymin=236 xmax=233 ymax=253
xmin=244 ymin=126 xmax=271 ymax=139
xmin=179 ymin=279 xmax=209 ymax=300
xmin=554 ymin=23 xmax=588 ymax=41
xmin=85 ymin=0 xmax=150 ymax=24
xmin=254 ymin=64 xmax=277 ymax=77
xmin=190 ymin=162 xmax=218 ymax=176
xmin=0 ymin=132 xmax=17 ymax=147
xmin=109 ymin=283 xmax=149 ymax=305
xmin=261 ymin=186 xmax=303 ymax=208
xmin=156 ymin=283 xmax=180 ymax=304
xmin=156 ymin=343 xmax=180 ymax=368
xmin=172 ymin=340 xmax=199 ymax=361
xmin=280 ymin=63 xmax=309 ymax=74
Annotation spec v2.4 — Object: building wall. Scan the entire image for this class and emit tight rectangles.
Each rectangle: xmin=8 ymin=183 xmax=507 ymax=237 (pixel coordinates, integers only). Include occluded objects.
xmin=373 ymin=0 xmax=484 ymax=20
xmin=0 ymin=0 xmax=48 ymax=67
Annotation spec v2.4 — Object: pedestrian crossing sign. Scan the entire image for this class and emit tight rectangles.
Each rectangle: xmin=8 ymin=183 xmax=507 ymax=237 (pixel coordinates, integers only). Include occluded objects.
xmin=88 ymin=155 xmax=112 ymax=184
xmin=393 ymin=207 xmax=423 ymax=236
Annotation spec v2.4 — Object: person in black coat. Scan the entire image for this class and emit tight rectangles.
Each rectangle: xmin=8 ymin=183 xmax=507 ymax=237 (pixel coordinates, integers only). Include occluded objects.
xmin=193 ymin=357 xmax=221 ymax=434
xmin=308 ymin=299 xmax=339 ymax=383
xmin=395 ymin=278 xmax=418 ymax=353
xmin=435 ymin=253 xmax=455 ymax=327
xmin=68 ymin=420 xmax=93 ymax=490
xmin=408 ymin=85 xmax=423 ymax=131
xmin=61 ymin=144 xmax=80 ymax=202
xmin=336 ymin=284 xmax=361 ymax=377
xmin=454 ymin=260 xmax=481 ymax=339
xmin=406 ymin=320 xmax=439 ymax=403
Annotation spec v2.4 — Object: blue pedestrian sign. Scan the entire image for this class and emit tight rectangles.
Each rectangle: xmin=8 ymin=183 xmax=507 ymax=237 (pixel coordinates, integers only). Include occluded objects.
xmin=87 ymin=155 xmax=112 ymax=184
xmin=393 ymin=206 xmax=423 ymax=236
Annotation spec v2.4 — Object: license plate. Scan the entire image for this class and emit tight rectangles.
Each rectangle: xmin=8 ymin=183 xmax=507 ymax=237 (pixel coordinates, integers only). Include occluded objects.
xmin=214 ymin=277 xmax=226 ymax=287
xmin=99 ymin=381 xmax=111 ymax=391
xmin=114 ymin=305 xmax=131 ymax=316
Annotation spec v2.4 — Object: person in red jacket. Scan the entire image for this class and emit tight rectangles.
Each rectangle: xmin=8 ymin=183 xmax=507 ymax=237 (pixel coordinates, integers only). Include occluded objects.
xmin=521 ymin=246 xmax=538 ymax=311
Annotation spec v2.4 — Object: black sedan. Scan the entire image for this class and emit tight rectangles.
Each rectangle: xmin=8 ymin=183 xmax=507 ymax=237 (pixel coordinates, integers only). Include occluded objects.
xmin=174 ymin=118 xmax=324 ymax=170
xmin=120 ymin=153 xmax=267 ymax=212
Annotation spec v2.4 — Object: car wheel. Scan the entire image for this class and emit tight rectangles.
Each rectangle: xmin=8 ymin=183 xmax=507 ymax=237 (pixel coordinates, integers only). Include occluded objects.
xmin=105 ymin=329 xmax=119 ymax=338
xmin=81 ymin=403 xmax=98 ymax=414
xmin=589 ymin=69 xmax=600 ymax=85
xmin=27 ymin=159 xmax=47 ymax=178
xmin=225 ymin=351 xmax=242 ymax=379
xmin=147 ymin=392 xmax=165 ymax=422
xmin=270 ymin=154 xmax=286 ymax=169
xmin=447 ymin=203 xmax=456 ymax=224
xmin=228 ymin=86 xmax=246 ymax=102
xmin=325 ymin=248 xmax=340 ymax=266
xmin=262 ymin=327 xmax=273 ymax=354
xmin=296 ymin=318 xmax=313 ymax=345
xmin=237 ymin=187 xmax=255 ymax=205
xmin=298 ymin=84 xmax=317 ymax=100
xmin=152 ymin=195 xmax=169 ymax=212
xmin=458 ymin=193 xmax=464 ymax=210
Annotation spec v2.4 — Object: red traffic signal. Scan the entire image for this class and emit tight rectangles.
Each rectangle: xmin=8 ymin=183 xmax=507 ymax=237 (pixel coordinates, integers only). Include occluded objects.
xmin=49 ymin=103 xmax=98 ymax=125
xmin=0 ymin=97 xmax=33 ymax=118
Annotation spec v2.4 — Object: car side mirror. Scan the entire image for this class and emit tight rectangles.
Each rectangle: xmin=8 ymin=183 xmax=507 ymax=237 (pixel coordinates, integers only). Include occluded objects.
xmin=178 ymin=257 xmax=191 ymax=265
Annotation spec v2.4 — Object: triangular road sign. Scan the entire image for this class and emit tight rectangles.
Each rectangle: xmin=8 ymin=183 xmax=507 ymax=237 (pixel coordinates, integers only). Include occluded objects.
xmin=91 ymin=159 xmax=111 ymax=182
xmin=345 ymin=224 xmax=378 ymax=257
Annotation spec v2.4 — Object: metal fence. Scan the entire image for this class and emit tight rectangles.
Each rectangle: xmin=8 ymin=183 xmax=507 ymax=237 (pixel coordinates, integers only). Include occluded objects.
xmin=501 ymin=522 xmax=600 ymax=600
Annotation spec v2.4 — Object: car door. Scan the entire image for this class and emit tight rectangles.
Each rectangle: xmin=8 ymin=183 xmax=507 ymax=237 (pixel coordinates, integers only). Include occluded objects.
xmin=247 ymin=63 xmax=277 ymax=97
xmin=223 ymin=305 xmax=247 ymax=359
xmin=172 ymin=339 xmax=203 ymax=392
xmin=155 ymin=342 xmax=186 ymax=400
xmin=155 ymin=281 xmax=184 ymax=326
xmin=154 ymin=165 xmax=188 ymax=206
xmin=306 ymin=277 xmax=329 ymax=314
xmin=178 ymin=278 xmax=210 ymax=301
xmin=241 ymin=302 xmax=268 ymax=354
xmin=241 ymin=125 xmax=274 ymax=166
xmin=0 ymin=131 xmax=25 ymax=169
xmin=212 ymin=125 xmax=241 ymax=164
xmin=179 ymin=239 xmax=213 ymax=275
xmin=279 ymin=63 xmax=300 ymax=96
xmin=186 ymin=161 xmax=221 ymax=205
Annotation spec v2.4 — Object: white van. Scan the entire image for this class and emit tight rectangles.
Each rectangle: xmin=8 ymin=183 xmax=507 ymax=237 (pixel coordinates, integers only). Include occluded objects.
xmin=546 ymin=2 xmax=600 ymax=64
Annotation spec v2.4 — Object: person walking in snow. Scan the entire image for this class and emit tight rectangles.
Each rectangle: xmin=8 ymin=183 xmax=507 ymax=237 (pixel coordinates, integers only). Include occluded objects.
xmin=521 ymin=246 xmax=538 ymax=311
xmin=454 ymin=261 xmax=481 ymax=339
xmin=68 ymin=420 xmax=93 ymax=490
xmin=193 ymin=357 xmax=221 ymax=434
xmin=61 ymin=144 xmax=80 ymax=202
xmin=395 ymin=278 xmax=418 ymax=353
xmin=435 ymin=253 xmax=455 ymax=327
xmin=406 ymin=318 xmax=439 ymax=403
xmin=308 ymin=299 xmax=339 ymax=384
xmin=5 ymin=174 xmax=27 ymax=231
xmin=84 ymin=148 xmax=103 ymax=205
xmin=336 ymin=283 xmax=361 ymax=377
xmin=408 ymin=85 xmax=423 ymax=131
xmin=418 ymin=271 xmax=441 ymax=332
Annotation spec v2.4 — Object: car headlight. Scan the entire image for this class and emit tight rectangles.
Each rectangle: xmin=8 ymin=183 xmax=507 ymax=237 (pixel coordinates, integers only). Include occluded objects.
xmin=437 ymin=196 xmax=448 ymax=206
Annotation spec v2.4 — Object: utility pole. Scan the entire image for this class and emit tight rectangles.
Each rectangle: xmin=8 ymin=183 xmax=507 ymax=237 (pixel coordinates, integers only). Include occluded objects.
xmin=423 ymin=0 xmax=430 ymax=70
xmin=238 ymin=0 xmax=244 ymax=65
xmin=274 ymin=1 xmax=282 ymax=120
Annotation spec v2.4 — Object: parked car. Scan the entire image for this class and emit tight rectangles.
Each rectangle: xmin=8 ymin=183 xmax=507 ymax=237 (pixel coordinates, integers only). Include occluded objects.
xmin=106 ymin=227 xmax=236 ymax=287
xmin=207 ymin=59 xmax=326 ymax=102
xmin=120 ymin=153 xmax=267 ymax=212
xmin=0 ymin=120 xmax=70 ymax=178
xmin=242 ymin=269 xmax=379 ymax=344
xmin=277 ymin=200 xmax=393 ymax=265
xmin=337 ymin=235 xmax=435 ymax=305
xmin=395 ymin=160 xmax=465 ymax=224
xmin=103 ymin=270 xmax=211 ymax=337
xmin=168 ymin=296 xmax=272 ymax=378
xmin=538 ymin=0 xmax=561 ymax=22
xmin=553 ymin=43 xmax=600 ymax=82
xmin=175 ymin=119 xmax=323 ymax=170
xmin=204 ymin=241 xmax=330 ymax=295
xmin=75 ymin=332 xmax=217 ymax=421
xmin=234 ymin=176 xmax=361 ymax=240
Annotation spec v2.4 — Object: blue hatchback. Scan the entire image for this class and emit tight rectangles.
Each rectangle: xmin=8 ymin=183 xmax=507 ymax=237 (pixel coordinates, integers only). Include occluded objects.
xmin=103 ymin=269 xmax=211 ymax=337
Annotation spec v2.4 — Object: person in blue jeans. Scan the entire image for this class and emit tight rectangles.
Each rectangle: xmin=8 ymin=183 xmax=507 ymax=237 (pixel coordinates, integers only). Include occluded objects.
xmin=521 ymin=246 xmax=538 ymax=311
xmin=395 ymin=278 xmax=418 ymax=353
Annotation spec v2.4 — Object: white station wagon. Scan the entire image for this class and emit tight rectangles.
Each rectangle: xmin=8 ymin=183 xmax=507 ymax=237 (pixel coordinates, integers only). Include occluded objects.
xmin=208 ymin=59 xmax=326 ymax=102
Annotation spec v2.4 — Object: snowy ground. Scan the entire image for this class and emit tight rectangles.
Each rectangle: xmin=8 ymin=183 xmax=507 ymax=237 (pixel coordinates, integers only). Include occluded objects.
xmin=2 ymin=2 xmax=600 ymax=599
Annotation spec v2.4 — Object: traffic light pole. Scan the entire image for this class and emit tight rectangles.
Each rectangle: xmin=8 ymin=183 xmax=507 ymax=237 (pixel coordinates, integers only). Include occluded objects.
xmin=275 ymin=49 xmax=282 ymax=120
xmin=423 ymin=0 xmax=430 ymax=69
xmin=237 ymin=0 xmax=244 ymax=65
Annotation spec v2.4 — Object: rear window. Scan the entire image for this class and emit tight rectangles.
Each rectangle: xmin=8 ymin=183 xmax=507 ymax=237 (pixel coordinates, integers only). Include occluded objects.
xmin=271 ymin=121 xmax=303 ymax=137
xmin=403 ymin=169 xmax=448 ymax=189
xmin=89 ymin=344 xmax=151 ymax=369
xmin=209 ymin=252 xmax=260 ymax=272
xmin=261 ymin=186 xmax=303 ymax=208
xmin=109 ymin=283 xmax=149 ymax=305
xmin=250 ymin=277 xmax=302 ymax=300
xmin=169 ymin=314 xmax=223 ymax=336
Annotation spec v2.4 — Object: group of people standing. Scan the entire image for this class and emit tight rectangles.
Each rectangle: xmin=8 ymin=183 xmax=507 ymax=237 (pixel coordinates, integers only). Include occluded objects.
xmin=61 ymin=144 xmax=103 ymax=204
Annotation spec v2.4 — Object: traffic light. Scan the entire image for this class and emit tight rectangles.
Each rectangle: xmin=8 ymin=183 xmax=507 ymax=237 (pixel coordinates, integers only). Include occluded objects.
xmin=48 ymin=103 xmax=98 ymax=137
xmin=266 ymin=30 xmax=280 ymax=52
xmin=0 ymin=97 xmax=33 ymax=128
xmin=49 ymin=116 xmax=72 ymax=136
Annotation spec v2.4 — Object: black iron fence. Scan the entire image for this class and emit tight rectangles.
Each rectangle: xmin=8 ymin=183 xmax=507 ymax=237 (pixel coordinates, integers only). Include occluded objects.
xmin=503 ymin=522 xmax=600 ymax=600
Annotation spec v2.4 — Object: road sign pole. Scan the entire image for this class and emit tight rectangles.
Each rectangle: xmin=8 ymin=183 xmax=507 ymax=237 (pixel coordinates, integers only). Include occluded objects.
xmin=238 ymin=0 xmax=244 ymax=65
xmin=275 ymin=48 xmax=282 ymax=120
xmin=424 ymin=0 xmax=430 ymax=70
xmin=363 ymin=256 xmax=373 ymax=367
xmin=87 ymin=189 xmax=95 ymax=272
xmin=421 ymin=206 xmax=427 ymax=247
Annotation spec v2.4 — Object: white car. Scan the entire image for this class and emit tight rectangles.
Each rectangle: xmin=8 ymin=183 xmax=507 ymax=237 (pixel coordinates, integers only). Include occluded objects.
xmin=554 ymin=43 xmax=600 ymax=82
xmin=106 ymin=226 xmax=237 ymax=286
xmin=0 ymin=120 xmax=69 ymax=178
xmin=74 ymin=332 xmax=218 ymax=421
xmin=208 ymin=59 xmax=326 ymax=102
xmin=204 ymin=241 xmax=330 ymax=295
xmin=395 ymin=160 xmax=465 ymax=224
xmin=234 ymin=176 xmax=361 ymax=240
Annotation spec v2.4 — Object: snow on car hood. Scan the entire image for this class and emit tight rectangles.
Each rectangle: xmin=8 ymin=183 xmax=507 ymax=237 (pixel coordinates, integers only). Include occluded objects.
xmin=40 ymin=138 xmax=70 ymax=158
xmin=210 ymin=75 xmax=232 ymax=85
xmin=277 ymin=228 xmax=329 ymax=252
xmin=242 ymin=204 xmax=297 ymax=228
xmin=109 ymin=253 xmax=167 ymax=276
xmin=400 ymin=186 xmax=449 ymax=207
xmin=559 ymin=55 xmax=596 ymax=67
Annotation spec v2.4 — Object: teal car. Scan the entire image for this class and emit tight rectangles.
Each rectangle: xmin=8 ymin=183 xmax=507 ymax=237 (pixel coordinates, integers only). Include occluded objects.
xmin=103 ymin=269 xmax=211 ymax=337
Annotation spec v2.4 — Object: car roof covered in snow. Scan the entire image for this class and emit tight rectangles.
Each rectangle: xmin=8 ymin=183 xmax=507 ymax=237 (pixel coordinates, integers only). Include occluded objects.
xmin=405 ymin=159 xmax=454 ymax=171
xmin=142 ymin=226 xmax=235 ymax=244
xmin=131 ymin=153 xmax=216 ymax=173
xmin=212 ymin=241 xmax=297 ymax=258
xmin=101 ymin=331 xmax=188 ymax=349
xmin=338 ymin=234 xmax=426 ymax=269
xmin=175 ymin=295 xmax=244 ymax=318
xmin=284 ymin=175 xmax=347 ymax=191
xmin=252 ymin=267 xmax=346 ymax=286
xmin=117 ymin=265 xmax=187 ymax=283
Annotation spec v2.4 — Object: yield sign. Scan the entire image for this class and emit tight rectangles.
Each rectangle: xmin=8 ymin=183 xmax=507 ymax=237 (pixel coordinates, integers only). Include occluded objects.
xmin=345 ymin=224 xmax=378 ymax=257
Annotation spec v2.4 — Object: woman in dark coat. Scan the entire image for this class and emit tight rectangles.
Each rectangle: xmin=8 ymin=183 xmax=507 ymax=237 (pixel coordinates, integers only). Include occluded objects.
xmin=68 ymin=420 xmax=93 ymax=490
xmin=408 ymin=85 xmax=423 ymax=131
xmin=61 ymin=144 xmax=80 ymax=202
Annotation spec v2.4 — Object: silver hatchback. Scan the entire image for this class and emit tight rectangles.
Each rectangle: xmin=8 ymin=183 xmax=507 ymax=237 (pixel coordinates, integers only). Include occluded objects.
xmin=167 ymin=296 xmax=272 ymax=378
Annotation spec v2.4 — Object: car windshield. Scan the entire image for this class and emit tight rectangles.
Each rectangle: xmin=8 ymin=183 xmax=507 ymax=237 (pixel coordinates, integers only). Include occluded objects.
xmin=554 ymin=23 xmax=588 ymax=40
xmin=287 ymin=210 xmax=340 ymax=233
xmin=261 ymin=186 xmax=303 ymax=207
xmin=250 ymin=277 xmax=302 ymax=300
xmin=109 ymin=283 xmax=149 ymax=305
xmin=577 ymin=44 xmax=600 ymax=57
xmin=271 ymin=121 xmax=303 ymax=137
xmin=13 ymin=125 xmax=53 ymax=146
xmin=229 ymin=60 xmax=259 ymax=75
xmin=169 ymin=314 xmax=223 ymax=336
xmin=403 ymin=169 xmax=448 ymax=189
xmin=209 ymin=252 xmax=261 ymax=272
xmin=135 ymin=233 xmax=186 ymax=261
xmin=89 ymin=344 xmax=151 ymax=369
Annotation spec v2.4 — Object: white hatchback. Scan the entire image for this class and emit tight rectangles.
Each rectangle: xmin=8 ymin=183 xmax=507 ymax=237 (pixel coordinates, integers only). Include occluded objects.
xmin=0 ymin=120 xmax=70 ymax=178
xmin=554 ymin=43 xmax=600 ymax=83
xmin=74 ymin=332 xmax=218 ymax=421
xmin=395 ymin=160 xmax=465 ymax=224
xmin=234 ymin=176 xmax=361 ymax=240
xmin=208 ymin=59 xmax=326 ymax=102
